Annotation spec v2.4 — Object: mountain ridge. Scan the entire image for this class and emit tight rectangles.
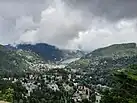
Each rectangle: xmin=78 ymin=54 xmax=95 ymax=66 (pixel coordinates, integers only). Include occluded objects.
xmin=5 ymin=43 xmax=86 ymax=62
xmin=84 ymin=42 xmax=137 ymax=59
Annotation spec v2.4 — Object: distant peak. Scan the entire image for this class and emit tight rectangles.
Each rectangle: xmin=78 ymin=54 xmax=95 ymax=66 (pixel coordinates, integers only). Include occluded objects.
xmin=108 ymin=43 xmax=136 ymax=49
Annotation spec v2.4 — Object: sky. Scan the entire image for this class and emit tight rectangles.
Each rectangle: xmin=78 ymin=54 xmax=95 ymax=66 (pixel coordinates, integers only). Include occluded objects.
xmin=0 ymin=0 xmax=137 ymax=51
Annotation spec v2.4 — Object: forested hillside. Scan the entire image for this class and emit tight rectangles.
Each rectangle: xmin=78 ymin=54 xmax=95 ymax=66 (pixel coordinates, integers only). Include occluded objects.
xmin=0 ymin=43 xmax=137 ymax=103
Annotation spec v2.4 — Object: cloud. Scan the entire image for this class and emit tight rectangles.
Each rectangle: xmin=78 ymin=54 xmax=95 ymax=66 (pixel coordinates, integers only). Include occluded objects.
xmin=18 ymin=0 xmax=90 ymax=47
xmin=67 ymin=0 xmax=137 ymax=21
xmin=68 ymin=19 xmax=137 ymax=51
xmin=0 ymin=0 xmax=137 ymax=51
xmin=0 ymin=0 xmax=46 ymax=44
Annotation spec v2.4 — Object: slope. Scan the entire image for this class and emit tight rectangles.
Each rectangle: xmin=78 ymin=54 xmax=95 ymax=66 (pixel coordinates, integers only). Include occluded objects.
xmin=67 ymin=43 xmax=137 ymax=86
xmin=0 ymin=44 xmax=48 ymax=76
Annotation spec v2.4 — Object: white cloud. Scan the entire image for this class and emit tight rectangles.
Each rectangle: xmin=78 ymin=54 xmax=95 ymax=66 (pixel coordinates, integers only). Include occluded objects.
xmin=19 ymin=0 xmax=88 ymax=48
xmin=69 ymin=19 xmax=137 ymax=51
xmin=0 ymin=0 xmax=137 ymax=51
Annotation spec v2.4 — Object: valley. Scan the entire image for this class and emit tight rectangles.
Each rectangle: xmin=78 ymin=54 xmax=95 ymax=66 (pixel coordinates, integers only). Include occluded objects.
xmin=0 ymin=43 xmax=137 ymax=103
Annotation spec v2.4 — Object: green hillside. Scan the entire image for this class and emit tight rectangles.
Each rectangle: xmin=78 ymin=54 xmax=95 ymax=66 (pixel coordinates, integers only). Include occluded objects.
xmin=0 ymin=45 xmax=46 ymax=76
xmin=0 ymin=43 xmax=137 ymax=103
xmin=67 ymin=43 xmax=137 ymax=86
xmin=101 ymin=65 xmax=137 ymax=103
xmin=85 ymin=43 xmax=137 ymax=58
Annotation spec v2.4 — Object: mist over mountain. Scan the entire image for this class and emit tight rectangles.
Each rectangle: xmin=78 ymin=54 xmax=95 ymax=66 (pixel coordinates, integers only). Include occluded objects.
xmin=0 ymin=0 xmax=137 ymax=50
xmin=15 ymin=43 xmax=86 ymax=62
xmin=16 ymin=43 xmax=63 ymax=61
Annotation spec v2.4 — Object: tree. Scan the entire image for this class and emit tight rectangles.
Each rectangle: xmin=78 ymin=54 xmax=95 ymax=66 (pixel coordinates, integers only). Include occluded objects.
xmin=101 ymin=65 xmax=137 ymax=103
xmin=0 ymin=88 xmax=14 ymax=102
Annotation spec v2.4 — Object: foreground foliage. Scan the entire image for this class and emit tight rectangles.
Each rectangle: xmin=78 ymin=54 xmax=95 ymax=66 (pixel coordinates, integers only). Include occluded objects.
xmin=101 ymin=65 xmax=137 ymax=103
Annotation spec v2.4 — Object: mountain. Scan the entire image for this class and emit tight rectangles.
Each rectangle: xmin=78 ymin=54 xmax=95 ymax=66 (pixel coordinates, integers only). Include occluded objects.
xmin=0 ymin=44 xmax=95 ymax=103
xmin=0 ymin=44 xmax=24 ymax=75
xmin=67 ymin=43 xmax=137 ymax=86
xmin=4 ymin=44 xmax=17 ymax=50
xmin=16 ymin=43 xmax=63 ymax=62
xmin=14 ymin=43 xmax=86 ymax=62
xmin=2 ymin=42 xmax=137 ymax=103
xmin=0 ymin=44 xmax=48 ymax=76
xmin=63 ymin=43 xmax=137 ymax=103
xmin=85 ymin=43 xmax=137 ymax=58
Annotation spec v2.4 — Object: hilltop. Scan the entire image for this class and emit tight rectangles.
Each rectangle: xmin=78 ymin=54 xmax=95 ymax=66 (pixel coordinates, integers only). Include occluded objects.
xmin=85 ymin=43 xmax=137 ymax=58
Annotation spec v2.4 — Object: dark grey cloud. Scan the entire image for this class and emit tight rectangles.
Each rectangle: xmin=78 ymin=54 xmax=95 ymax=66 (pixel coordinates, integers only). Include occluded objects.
xmin=66 ymin=0 xmax=137 ymax=21
xmin=0 ymin=0 xmax=46 ymax=20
